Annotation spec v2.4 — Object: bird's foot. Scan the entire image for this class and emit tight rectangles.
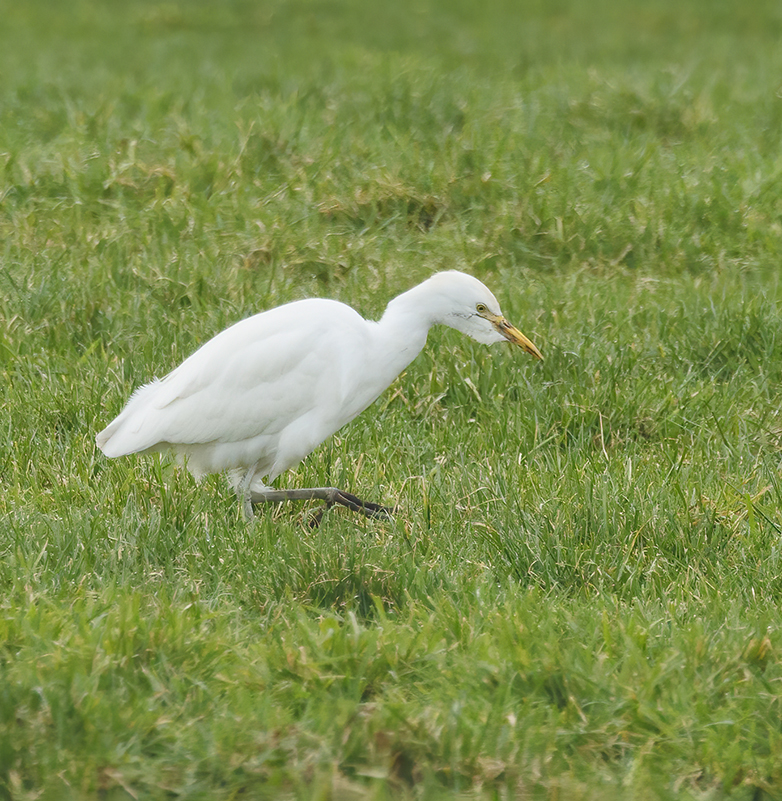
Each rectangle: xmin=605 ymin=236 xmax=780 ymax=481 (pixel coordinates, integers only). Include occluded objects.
xmin=328 ymin=489 xmax=395 ymax=520
xmin=248 ymin=486 xmax=395 ymax=524
xmin=305 ymin=493 xmax=395 ymax=528
xmin=306 ymin=505 xmax=328 ymax=529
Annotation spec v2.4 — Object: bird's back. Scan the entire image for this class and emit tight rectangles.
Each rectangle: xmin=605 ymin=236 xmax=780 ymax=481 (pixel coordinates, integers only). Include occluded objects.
xmin=96 ymin=298 xmax=377 ymax=480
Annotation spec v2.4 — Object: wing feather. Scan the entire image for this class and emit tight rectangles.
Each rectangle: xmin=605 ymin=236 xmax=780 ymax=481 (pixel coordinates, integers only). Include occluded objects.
xmin=96 ymin=298 xmax=368 ymax=458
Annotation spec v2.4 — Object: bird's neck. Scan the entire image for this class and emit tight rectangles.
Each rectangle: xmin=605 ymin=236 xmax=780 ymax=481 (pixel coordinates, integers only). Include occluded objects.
xmin=373 ymin=286 xmax=437 ymax=375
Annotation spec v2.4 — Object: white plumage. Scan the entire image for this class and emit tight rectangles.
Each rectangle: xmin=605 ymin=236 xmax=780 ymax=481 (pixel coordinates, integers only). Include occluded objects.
xmin=96 ymin=271 xmax=542 ymax=518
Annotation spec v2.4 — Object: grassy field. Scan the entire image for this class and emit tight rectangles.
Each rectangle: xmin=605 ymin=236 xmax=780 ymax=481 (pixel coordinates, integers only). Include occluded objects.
xmin=3 ymin=0 xmax=782 ymax=797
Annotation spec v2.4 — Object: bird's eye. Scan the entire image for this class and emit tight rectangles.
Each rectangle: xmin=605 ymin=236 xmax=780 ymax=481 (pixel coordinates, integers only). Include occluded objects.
xmin=476 ymin=303 xmax=488 ymax=314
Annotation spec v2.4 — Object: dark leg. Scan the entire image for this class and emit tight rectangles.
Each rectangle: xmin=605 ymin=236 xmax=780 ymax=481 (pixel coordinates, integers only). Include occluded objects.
xmin=249 ymin=486 xmax=394 ymax=521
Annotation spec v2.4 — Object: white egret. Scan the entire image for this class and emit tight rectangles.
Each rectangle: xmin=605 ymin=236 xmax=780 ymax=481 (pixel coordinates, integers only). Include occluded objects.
xmin=96 ymin=271 xmax=542 ymax=520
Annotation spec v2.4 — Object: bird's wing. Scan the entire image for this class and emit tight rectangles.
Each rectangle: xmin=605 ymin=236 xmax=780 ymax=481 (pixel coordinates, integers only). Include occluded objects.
xmin=97 ymin=299 xmax=369 ymax=457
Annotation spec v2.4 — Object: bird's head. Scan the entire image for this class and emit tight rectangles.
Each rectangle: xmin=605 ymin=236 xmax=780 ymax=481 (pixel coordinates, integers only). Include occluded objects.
xmin=423 ymin=271 xmax=543 ymax=359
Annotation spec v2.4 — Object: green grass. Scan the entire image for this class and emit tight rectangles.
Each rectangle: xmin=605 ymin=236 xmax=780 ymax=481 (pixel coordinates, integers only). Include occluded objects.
xmin=3 ymin=0 xmax=782 ymax=797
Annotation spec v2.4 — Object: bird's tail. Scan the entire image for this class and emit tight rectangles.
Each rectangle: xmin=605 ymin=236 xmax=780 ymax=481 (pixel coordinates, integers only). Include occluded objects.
xmin=95 ymin=380 xmax=163 ymax=457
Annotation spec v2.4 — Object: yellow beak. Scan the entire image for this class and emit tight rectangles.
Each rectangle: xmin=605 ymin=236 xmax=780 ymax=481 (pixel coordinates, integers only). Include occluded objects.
xmin=489 ymin=314 xmax=543 ymax=360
